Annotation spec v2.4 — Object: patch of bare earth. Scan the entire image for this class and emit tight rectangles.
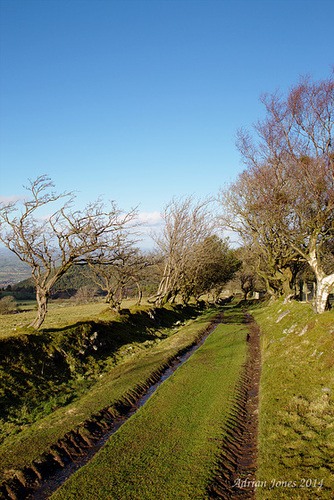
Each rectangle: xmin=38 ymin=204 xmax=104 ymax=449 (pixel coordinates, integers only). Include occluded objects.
xmin=208 ymin=313 xmax=261 ymax=500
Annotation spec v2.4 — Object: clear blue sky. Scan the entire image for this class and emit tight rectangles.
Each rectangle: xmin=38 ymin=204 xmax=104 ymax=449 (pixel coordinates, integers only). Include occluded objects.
xmin=1 ymin=0 xmax=333 ymax=225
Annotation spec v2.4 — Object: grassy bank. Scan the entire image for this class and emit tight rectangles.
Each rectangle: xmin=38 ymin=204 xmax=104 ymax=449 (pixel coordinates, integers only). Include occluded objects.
xmin=0 ymin=305 xmax=221 ymax=493
xmin=0 ymin=302 xmax=197 ymax=441
xmin=252 ymin=299 xmax=334 ymax=499
xmin=51 ymin=307 xmax=248 ymax=500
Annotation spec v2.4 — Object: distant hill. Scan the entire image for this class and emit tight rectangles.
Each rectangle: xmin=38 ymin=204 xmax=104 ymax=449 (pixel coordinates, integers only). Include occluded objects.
xmin=8 ymin=264 xmax=96 ymax=299
xmin=0 ymin=248 xmax=31 ymax=288
xmin=0 ymin=248 xmax=94 ymax=291
xmin=0 ymin=248 xmax=94 ymax=292
xmin=1 ymin=252 xmax=157 ymax=300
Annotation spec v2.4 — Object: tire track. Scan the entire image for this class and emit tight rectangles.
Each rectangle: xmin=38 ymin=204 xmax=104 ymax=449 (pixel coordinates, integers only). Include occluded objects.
xmin=208 ymin=313 xmax=261 ymax=499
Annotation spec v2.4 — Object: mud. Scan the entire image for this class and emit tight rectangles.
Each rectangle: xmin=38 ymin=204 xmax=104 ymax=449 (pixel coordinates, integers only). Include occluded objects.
xmin=208 ymin=313 xmax=261 ymax=500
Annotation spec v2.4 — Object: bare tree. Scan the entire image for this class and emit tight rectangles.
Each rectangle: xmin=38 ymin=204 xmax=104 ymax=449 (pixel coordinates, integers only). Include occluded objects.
xmin=220 ymin=167 xmax=301 ymax=299
xmin=179 ymin=235 xmax=241 ymax=304
xmin=0 ymin=176 xmax=137 ymax=328
xmin=221 ymin=72 xmax=334 ymax=312
xmin=73 ymin=285 xmax=99 ymax=304
xmin=151 ymin=196 xmax=215 ymax=306
xmin=87 ymin=242 xmax=153 ymax=312
xmin=233 ymin=245 xmax=265 ymax=300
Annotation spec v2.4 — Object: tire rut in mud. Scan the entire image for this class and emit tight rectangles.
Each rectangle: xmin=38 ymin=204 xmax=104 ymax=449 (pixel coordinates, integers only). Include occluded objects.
xmin=208 ymin=313 xmax=261 ymax=500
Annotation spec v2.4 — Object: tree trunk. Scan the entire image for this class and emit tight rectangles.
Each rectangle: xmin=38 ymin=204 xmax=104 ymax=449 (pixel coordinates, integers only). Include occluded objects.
xmin=314 ymin=275 xmax=334 ymax=314
xmin=308 ymin=249 xmax=334 ymax=314
xmin=108 ymin=295 xmax=121 ymax=312
xmin=155 ymin=262 xmax=175 ymax=307
xmin=280 ymin=267 xmax=295 ymax=299
xmin=135 ymin=282 xmax=142 ymax=306
xmin=29 ymin=288 xmax=49 ymax=329
xmin=105 ymin=290 xmax=113 ymax=305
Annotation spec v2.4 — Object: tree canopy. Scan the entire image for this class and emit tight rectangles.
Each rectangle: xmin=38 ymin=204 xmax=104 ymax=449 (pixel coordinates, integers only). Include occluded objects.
xmin=220 ymin=71 xmax=334 ymax=312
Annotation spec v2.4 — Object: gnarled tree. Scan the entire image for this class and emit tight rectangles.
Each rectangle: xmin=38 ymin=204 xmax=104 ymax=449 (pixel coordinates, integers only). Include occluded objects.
xmin=151 ymin=196 xmax=214 ymax=306
xmin=220 ymin=165 xmax=302 ymax=299
xmin=221 ymin=71 xmax=334 ymax=312
xmin=87 ymin=243 xmax=153 ymax=312
xmin=179 ymin=235 xmax=241 ymax=304
xmin=0 ymin=176 xmax=137 ymax=328
xmin=233 ymin=245 xmax=265 ymax=300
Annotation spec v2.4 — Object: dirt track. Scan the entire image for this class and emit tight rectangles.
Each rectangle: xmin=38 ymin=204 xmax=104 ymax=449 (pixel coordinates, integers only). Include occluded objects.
xmin=208 ymin=313 xmax=261 ymax=499
xmin=1 ymin=315 xmax=223 ymax=500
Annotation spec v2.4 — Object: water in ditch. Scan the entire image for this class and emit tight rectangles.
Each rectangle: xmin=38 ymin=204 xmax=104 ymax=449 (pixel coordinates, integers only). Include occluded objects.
xmin=29 ymin=321 xmax=220 ymax=500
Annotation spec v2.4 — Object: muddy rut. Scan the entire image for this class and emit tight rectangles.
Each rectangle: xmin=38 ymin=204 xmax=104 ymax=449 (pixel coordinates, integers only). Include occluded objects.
xmin=208 ymin=313 xmax=261 ymax=499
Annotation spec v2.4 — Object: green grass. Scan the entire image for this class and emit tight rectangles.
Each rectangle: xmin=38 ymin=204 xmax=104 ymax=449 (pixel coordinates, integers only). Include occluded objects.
xmin=51 ymin=308 xmax=248 ymax=500
xmin=251 ymin=299 xmax=334 ymax=499
xmin=0 ymin=306 xmax=221 ymax=490
xmin=5 ymin=297 xmax=332 ymax=499
xmin=0 ymin=300 xmax=108 ymax=339
xmin=0 ymin=298 xmax=158 ymax=339
xmin=0 ymin=302 xmax=204 ymax=446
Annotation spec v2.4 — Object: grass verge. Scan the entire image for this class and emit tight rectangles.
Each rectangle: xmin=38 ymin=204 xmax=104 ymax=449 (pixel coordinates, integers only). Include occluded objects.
xmin=0 ymin=301 xmax=108 ymax=340
xmin=50 ymin=307 xmax=248 ymax=500
xmin=252 ymin=299 xmax=334 ymax=499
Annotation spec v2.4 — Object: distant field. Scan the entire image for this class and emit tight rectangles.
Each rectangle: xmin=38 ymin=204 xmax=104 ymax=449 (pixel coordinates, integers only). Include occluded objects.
xmin=0 ymin=299 xmax=144 ymax=338
xmin=0 ymin=249 xmax=31 ymax=287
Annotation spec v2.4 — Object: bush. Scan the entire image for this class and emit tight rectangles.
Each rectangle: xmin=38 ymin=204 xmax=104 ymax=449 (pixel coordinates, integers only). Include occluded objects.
xmin=0 ymin=296 xmax=17 ymax=315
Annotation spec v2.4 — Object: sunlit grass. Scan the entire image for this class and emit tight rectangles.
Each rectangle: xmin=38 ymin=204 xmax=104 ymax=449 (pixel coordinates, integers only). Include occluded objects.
xmin=0 ymin=306 xmax=219 ymax=489
xmin=0 ymin=298 xmax=151 ymax=339
xmin=51 ymin=311 xmax=248 ymax=500
xmin=252 ymin=299 xmax=334 ymax=499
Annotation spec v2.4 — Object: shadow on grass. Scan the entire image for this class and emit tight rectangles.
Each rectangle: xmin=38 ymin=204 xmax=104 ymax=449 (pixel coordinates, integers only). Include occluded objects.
xmin=0 ymin=304 xmax=203 ymax=435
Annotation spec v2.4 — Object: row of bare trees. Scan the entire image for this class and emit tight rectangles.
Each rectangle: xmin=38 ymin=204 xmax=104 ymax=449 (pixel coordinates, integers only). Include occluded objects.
xmin=0 ymin=179 xmax=240 ymax=329
xmin=220 ymin=71 xmax=334 ymax=313
xmin=2 ymin=72 xmax=332 ymax=326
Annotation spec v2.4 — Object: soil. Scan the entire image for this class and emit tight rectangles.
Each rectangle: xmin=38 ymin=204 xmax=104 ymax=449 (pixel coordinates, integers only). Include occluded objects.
xmin=208 ymin=313 xmax=261 ymax=499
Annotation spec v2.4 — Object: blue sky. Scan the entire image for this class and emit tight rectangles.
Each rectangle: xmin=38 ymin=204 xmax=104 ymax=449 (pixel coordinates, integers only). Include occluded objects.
xmin=1 ymin=0 xmax=333 ymax=231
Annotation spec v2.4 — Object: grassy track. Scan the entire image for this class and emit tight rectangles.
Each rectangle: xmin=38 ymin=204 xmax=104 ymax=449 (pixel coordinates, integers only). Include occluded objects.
xmin=51 ymin=309 xmax=248 ymax=500
xmin=252 ymin=300 xmax=334 ymax=499
xmin=0 ymin=306 xmax=223 ymax=493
